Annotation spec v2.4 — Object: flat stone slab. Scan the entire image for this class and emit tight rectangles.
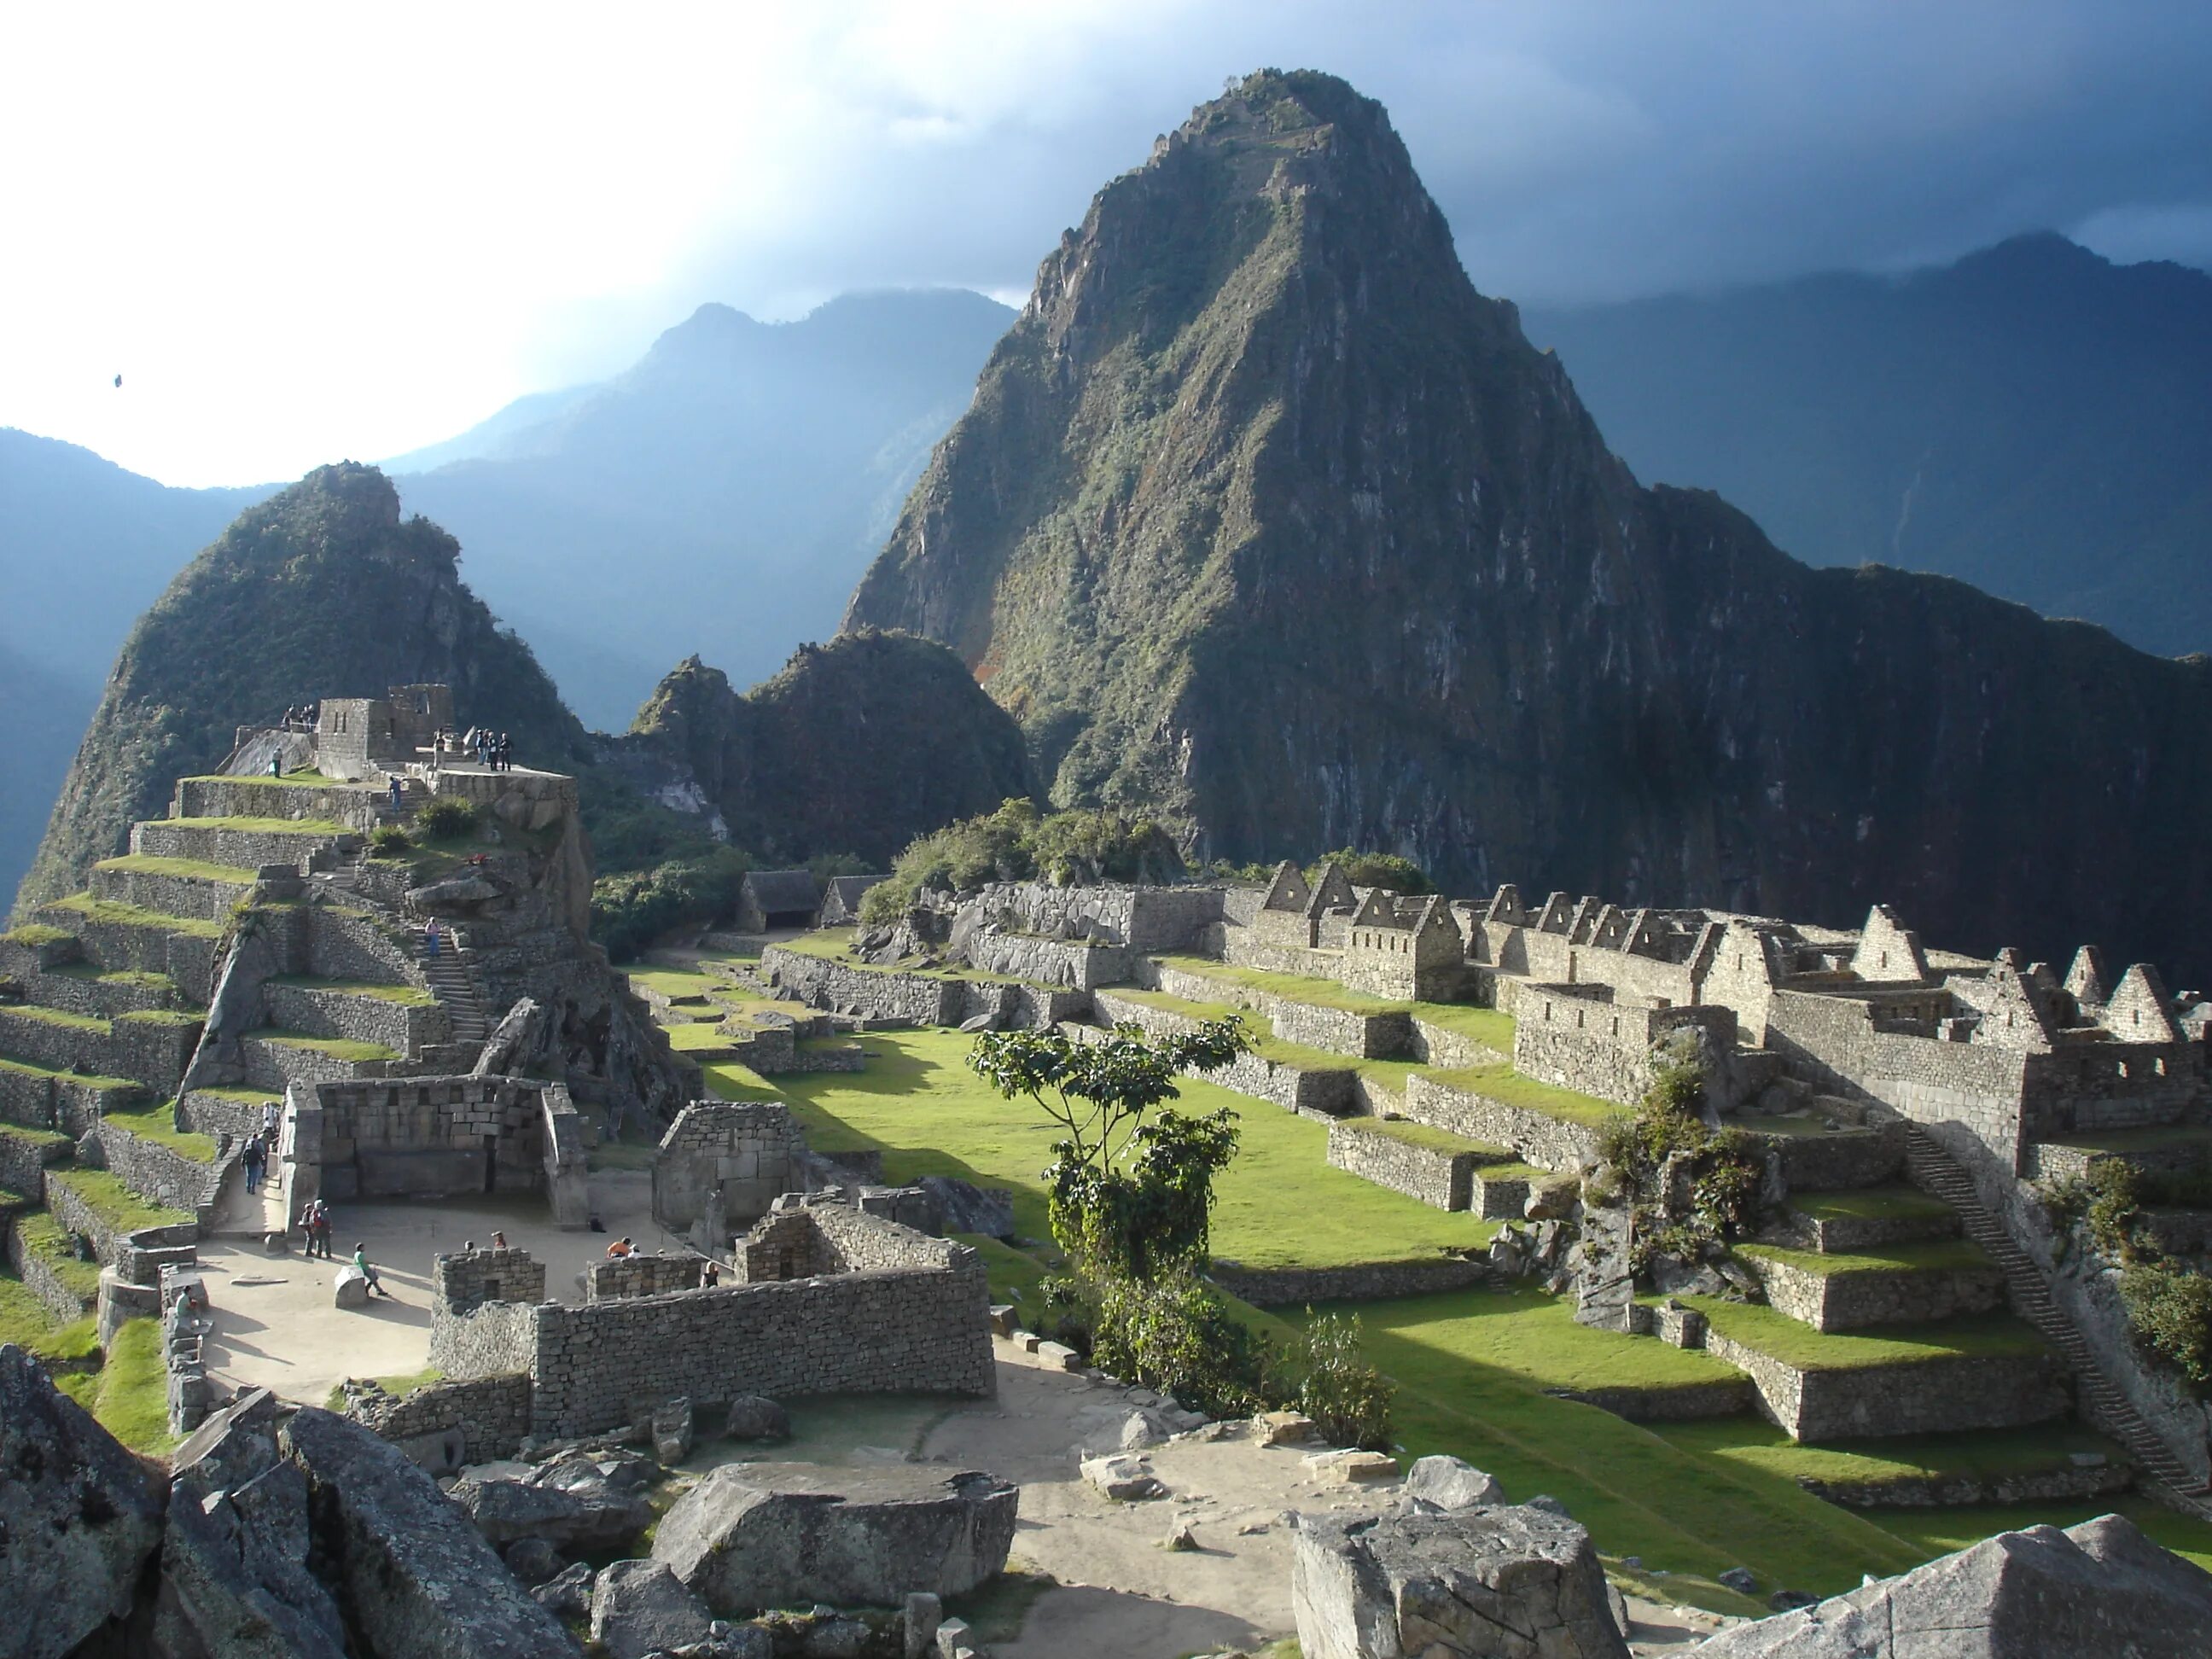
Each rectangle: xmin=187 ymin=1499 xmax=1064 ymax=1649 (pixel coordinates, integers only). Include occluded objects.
xmin=652 ymin=1460 xmax=1017 ymax=1615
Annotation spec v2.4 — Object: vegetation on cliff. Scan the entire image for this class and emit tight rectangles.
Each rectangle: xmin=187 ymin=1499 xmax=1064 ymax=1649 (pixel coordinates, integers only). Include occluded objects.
xmin=858 ymin=796 xmax=1186 ymax=923
xmin=844 ymin=67 xmax=2212 ymax=981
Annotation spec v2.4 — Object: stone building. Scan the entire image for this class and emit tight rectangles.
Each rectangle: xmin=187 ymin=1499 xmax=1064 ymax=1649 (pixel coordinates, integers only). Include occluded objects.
xmin=736 ymin=870 xmax=823 ymax=934
xmin=649 ymin=1101 xmax=804 ymax=1250
xmin=816 ymin=874 xmax=888 ymax=928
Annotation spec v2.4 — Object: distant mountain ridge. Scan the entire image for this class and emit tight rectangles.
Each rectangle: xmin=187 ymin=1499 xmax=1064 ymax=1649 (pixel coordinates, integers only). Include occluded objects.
xmin=1524 ymin=232 xmax=2212 ymax=659
xmin=392 ymin=288 xmax=1016 ymax=726
xmin=846 ymin=69 xmax=2212 ymax=982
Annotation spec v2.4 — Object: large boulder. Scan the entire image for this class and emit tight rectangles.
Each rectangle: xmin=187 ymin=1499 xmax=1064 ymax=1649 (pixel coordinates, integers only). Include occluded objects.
xmin=279 ymin=1406 xmax=579 ymax=1659
xmin=156 ymin=1460 xmax=349 ymax=1659
xmin=0 ymin=1343 xmax=167 ymax=1659
xmin=1293 ymin=1505 xmax=1628 ymax=1659
xmin=454 ymin=1457 xmax=655 ymax=1553
xmin=1686 ymin=1514 xmax=2212 ymax=1657
xmin=590 ymin=1560 xmax=713 ymax=1659
xmin=651 ymin=1461 xmax=1017 ymax=1615
xmin=1404 ymin=1454 xmax=1507 ymax=1511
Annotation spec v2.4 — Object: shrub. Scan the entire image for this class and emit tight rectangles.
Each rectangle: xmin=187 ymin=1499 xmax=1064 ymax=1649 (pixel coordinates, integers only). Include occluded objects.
xmin=1596 ymin=1054 xmax=1761 ymax=1278
xmin=591 ymin=846 xmax=752 ymax=961
xmin=2120 ymin=1263 xmax=2212 ymax=1389
xmin=860 ymin=799 xmax=1189 ymax=924
xmin=1289 ymin=1310 xmax=1395 ymax=1452
xmin=1089 ymin=1272 xmax=1272 ymax=1417
xmin=415 ymin=796 xmax=479 ymax=841
xmin=366 ymin=824 xmax=412 ymax=858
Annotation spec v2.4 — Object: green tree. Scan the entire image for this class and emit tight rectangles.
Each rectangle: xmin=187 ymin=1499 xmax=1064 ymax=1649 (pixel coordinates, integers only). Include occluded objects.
xmin=968 ymin=1016 xmax=1249 ymax=1279
xmin=1308 ymin=848 xmax=1434 ymax=894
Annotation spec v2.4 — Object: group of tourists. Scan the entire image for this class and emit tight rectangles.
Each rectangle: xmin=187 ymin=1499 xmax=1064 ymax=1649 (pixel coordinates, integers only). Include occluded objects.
xmin=460 ymin=726 xmax=515 ymax=771
xmin=241 ymin=1099 xmax=282 ymax=1195
xmin=278 ymin=701 xmax=319 ymax=731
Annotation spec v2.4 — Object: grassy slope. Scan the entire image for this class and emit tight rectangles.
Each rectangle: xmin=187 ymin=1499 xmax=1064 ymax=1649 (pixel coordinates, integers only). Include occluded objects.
xmin=55 ymin=1167 xmax=195 ymax=1233
xmin=1691 ymin=1298 xmax=2046 ymax=1370
xmin=98 ymin=1101 xmax=219 ymax=1161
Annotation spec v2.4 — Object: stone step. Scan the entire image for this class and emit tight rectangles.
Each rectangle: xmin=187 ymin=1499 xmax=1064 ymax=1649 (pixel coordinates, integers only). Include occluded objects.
xmin=1773 ymin=1184 xmax=1963 ymax=1253
xmin=1738 ymin=1240 xmax=2006 ymax=1332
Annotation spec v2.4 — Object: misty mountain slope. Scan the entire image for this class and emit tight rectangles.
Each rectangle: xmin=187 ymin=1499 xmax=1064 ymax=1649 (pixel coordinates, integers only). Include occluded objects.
xmin=0 ymin=429 xmax=273 ymax=897
xmin=394 ymin=288 xmax=1015 ymax=726
xmin=1525 ymin=234 xmax=2212 ymax=658
xmin=846 ymin=69 xmax=2212 ymax=981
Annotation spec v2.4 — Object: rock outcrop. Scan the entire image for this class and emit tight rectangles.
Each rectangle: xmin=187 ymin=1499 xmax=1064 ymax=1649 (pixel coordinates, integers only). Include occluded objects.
xmin=844 ymin=68 xmax=2212 ymax=981
xmin=651 ymin=1461 xmax=1018 ymax=1614
xmin=1687 ymin=1513 xmax=2212 ymax=1657
xmin=0 ymin=1344 xmax=167 ymax=1659
xmin=453 ymin=1453 xmax=656 ymax=1555
xmin=1292 ymin=1503 xmax=1627 ymax=1659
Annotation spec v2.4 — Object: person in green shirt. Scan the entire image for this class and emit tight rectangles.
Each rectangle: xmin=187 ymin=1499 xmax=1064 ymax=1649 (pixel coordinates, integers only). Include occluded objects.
xmin=352 ymin=1243 xmax=393 ymax=1298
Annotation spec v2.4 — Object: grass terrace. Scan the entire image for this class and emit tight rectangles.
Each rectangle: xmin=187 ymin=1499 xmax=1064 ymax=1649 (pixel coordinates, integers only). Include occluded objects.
xmin=98 ymin=1100 xmax=219 ymax=1162
xmin=56 ymin=1167 xmax=195 ymax=1234
xmin=118 ymin=1008 xmax=201 ymax=1028
xmin=46 ymin=894 xmax=224 ymax=938
xmin=1341 ymin=1116 xmax=1500 ymax=1155
xmin=1653 ymin=1417 xmax=2126 ymax=1497
xmin=618 ymin=964 xmax=725 ymax=1001
xmin=0 ymin=1270 xmax=100 ymax=1362
xmin=94 ymin=853 xmax=262 ymax=884
xmin=1871 ymin=1501 xmax=2212 ymax=1576
xmin=1737 ymin=1240 xmax=1994 ymax=1278
xmin=1150 ymin=955 xmax=1519 ymax=1055
xmin=775 ymin=928 xmax=1039 ymax=987
xmin=1419 ymin=1060 xmax=1627 ymax=1128
xmin=700 ymin=1062 xmax=781 ymax=1102
xmin=166 ymin=813 xmax=349 ymax=835
xmin=249 ymin=1028 xmax=400 ymax=1063
xmin=1789 ymin=1185 xmax=1957 ymax=1225
xmin=67 ymin=1316 xmax=177 ymax=1453
xmin=267 ymin=975 xmax=435 ymax=1006
xmin=2 ymin=923 xmax=74 ymax=948
xmin=773 ymin=1027 xmax=1493 ymax=1270
xmin=0 ymin=1002 xmax=110 ymax=1033
xmin=0 ymin=1055 xmax=145 ymax=1095
xmin=664 ymin=1022 xmax=743 ymax=1054
xmin=183 ymin=770 xmax=344 ymax=789
xmin=1105 ymin=985 xmax=1433 ymax=1093
xmin=49 ymin=965 xmax=180 ymax=995
xmin=0 ymin=1123 xmax=74 ymax=1155
xmin=1687 ymin=1298 xmax=2048 ymax=1371
xmin=15 ymin=1209 xmax=102 ymax=1303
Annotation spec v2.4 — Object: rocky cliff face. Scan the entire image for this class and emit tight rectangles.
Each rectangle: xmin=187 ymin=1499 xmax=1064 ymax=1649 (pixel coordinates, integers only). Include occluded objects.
xmin=18 ymin=462 xmax=588 ymax=912
xmin=845 ymin=70 xmax=2212 ymax=981
xmin=608 ymin=630 xmax=1031 ymax=867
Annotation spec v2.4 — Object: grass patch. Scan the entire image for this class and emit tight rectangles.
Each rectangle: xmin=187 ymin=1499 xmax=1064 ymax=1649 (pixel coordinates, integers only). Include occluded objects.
xmin=1690 ymin=1298 xmax=2047 ymax=1371
xmin=15 ymin=1210 xmax=102 ymax=1302
xmin=1408 ymin=1000 xmax=1517 ymax=1054
xmin=323 ymin=1364 xmax=444 ymax=1410
xmin=0 ymin=1123 xmax=74 ymax=1152
xmin=1288 ymin=1287 xmax=1930 ymax=1600
xmin=775 ymin=1028 xmax=1493 ymax=1270
xmin=166 ymin=814 xmax=348 ymax=835
xmin=0 ymin=1271 xmax=100 ymax=1360
xmin=94 ymin=853 xmax=261 ymax=884
xmin=90 ymin=1316 xmax=179 ymax=1453
xmin=184 ymin=1083 xmax=281 ymax=1105
xmin=117 ymin=1008 xmax=201 ymax=1027
xmin=664 ymin=1022 xmax=742 ymax=1054
xmin=183 ymin=771 xmax=347 ymax=789
xmin=1868 ymin=1499 xmax=2212 ymax=1575
xmin=2 ymin=923 xmax=73 ymax=948
xmin=1738 ymin=1240 xmax=1994 ymax=1278
xmin=618 ymin=964 xmax=726 ymax=999
xmin=0 ymin=1002 xmax=110 ymax=1033
xmin=1338 ymin=1116 xmax=1500 ymax=1156
xmin=1420 ymin=1062 xmax=1627 ymax=1128
xmin=1790 ymin=1185 xmax=1957 ymax=1224
xmin=55 ymin=1167 xmax=195 ymax=1233
xmin=1153 ymin=954 xmax=1407 ymax=1016
xmin=46 ymin=894 xmax=224 ymax=939
xmin=2040 ymin=1125 xmax=2212 ymax=1156
xmin=267 ymin=975 xmax=434 ymax=1006
xmin=248 ymin=1028 xmax=399 ymax=1062
xmin=0 ymin=1056 xmax=143 ymax=1094
xmin=700 ymin=1062 xmax=782 ymax=1102
xmin=1654 ymin=1417 xmax=2128 ymax=1492
xmin=98 ymin=1102 xmax=218 ymax=1162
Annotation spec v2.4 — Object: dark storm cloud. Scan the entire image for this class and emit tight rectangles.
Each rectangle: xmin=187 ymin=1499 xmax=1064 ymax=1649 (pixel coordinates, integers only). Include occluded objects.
xmin=669 ymin=0 xmax=2212 ymax=323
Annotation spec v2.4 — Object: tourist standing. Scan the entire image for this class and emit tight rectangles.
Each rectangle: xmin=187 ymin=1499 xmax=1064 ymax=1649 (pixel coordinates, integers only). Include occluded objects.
xmin=261 ymin=1099 xmax=279 ymax=1140
xmin=352 ymin=1243 xmax=393 ymax=1298
xmin=388 ymin=774 xmax=404 ymax=813
xmin=241 ymin=1136 xmax=265 ymax=1195
xmin=303 ymin=1197 xmax=333 ymax=1258
xmin=424 ymin=918 xmax=442 ymax=960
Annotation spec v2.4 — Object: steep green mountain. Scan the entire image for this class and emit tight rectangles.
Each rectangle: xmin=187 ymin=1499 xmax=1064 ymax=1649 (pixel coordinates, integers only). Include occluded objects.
xmin=1524 ymin=234 xmax=2212 ymax=658
xmin=607 ymin=629 xmax=1032 ymax=867
xmin=845 ymin=70 xmax=2212 ymax=981
xmin=394 ymin=288 xmax=1016 ymax=726
xmin=15 ymin=463 xmax=591 ymax=911
xmin=0 ymin=430 xmax=272 ymax=897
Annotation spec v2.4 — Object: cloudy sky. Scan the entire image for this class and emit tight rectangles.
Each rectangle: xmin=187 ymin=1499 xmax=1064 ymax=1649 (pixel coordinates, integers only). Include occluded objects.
xmin=4 ymin=1 xmax=2209 ymax=487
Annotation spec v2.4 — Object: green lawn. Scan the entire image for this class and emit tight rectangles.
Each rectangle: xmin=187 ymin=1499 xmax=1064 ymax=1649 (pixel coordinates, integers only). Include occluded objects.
xmin=1407 ymin=1001 xmax=1517 ymax=1055
xmin=2 ymin=923 xmax=73 ymax=948
xmin=1737 ymin=1239 xmax=1995 ymax=1278
xmin=1420 ymin=1061 xmax=1627 ymax=1128
xmin=54 ymin=1168 xmax=195 ymax=1233
xmin=1337 ymin=1116 xmax=1499 ymax=1156
xmin=772 ymin=1027 xmax=1493 ymax=1270
xmin=1790 ymin=1185 xmax=1958 ymax=1225
xmin=250 ymin=1028 xmax=399 ymax=1063
xmin=617 ymin=964 xmax=725 ymax=1000
xmin=167 ymin=814 xmax=348 ymax=835
xmin=0 ymin=1056 xmax=143 ymax=1094
xmin=98 ymin=1102 xmax=218 ymax=1162
xmin=1868 ymin=1500 xmax=2212 ymax=1575
xmin=0 ymin=1269 xmax=100 ymax=1361
xmin=1690 ymin=1298 xmax=2048 ymax=1371
xmin=1147 ymin=957 xmax=1517 ymax=1058
xmin=664 ymin=1022 xmax=742 ymax=1054
xmin=1288 ymin=1289 xmax=1931 ymax=1601
xmin=45 ymin=894 xmax=224 ymax=939
xmin=1654 ymin=1417 xmax=2128 ymax=1494
xmin=118 ymin=1008 xmax=201 ymax=1028
xmin=81 ymin=1316 xmax=178 ymax=1453
xmin=268 ymin=975 xmax=435 ymax=1006
xmin=14 ymin=1210 xmax=102 ymax=1303
xmin=183 ymin=771 xmax=349 ymax=790
xmin=0 ymin=1002 xmax=110 ymax=1033
xmin=700 ymin=1062 xmax=781 ymax=1102
xmin=94 ymin=853 xmax=260 ymax=884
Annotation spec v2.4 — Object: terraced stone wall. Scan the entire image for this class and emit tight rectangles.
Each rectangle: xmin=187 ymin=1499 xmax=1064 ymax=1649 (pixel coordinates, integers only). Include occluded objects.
xmin=307 ymin=909 xmax=421 ymax=984
xmin=345 ymin=1372 xmax=533 ymax=1464
xmin=174 ymin=777 xmax=381 ymax=831
xmin=1511 ymin=989 xmax=1736 ymax=1109
xmin=90 ymin=864 xmax=254 ymax=923
xmin=17 ymin=969 xmax=179 ymax=1019
xmin=1756 ymin=1122 xmax=1907 ymax=1192
xmin=42 ymin=1169 xmax=197 ymax=1283
xmin=56 ymin=916 xmax=221 ymax=1003
xmin=264 ymin=982 xmax=440 ymax=1057
xmin=587 ymin=1253 xmax=703 ymax=1300
xmin=0 ymin=933 xmax=80 ymax=976
xmin=1209 ymin=1255 xmax=1489 ymax=1307
xmin=763 ymin=949 xmax=962 ymax=1025
xmin=298 ymin=1076 xmax=586 ymax=1225
xmin=1745 ymin=1251 xmax=2006 ymax=1331
xmin=1697 ymin=1326 xmax=2069 ymax=1441
xmin=1144 ymin=962 xmax=1410 ymax=1059
xmin=961 ymin=929 xmax=1129 ymax=991
xmin=0 ymin=1065 xmax=145 ymax=1138
xmin=963 ymin=882 xmax=1225 ymax=953
xmin=1093 ymin=990 xmax=1357 ymax=1119
xmin=1406 ymin=1016 xmax=1508 ymax=1069
xmin=90 ymin=1120 xmax=223 ymax=1225
xmin=0 ymin=1007 xmax=199 ymax=1095
xmin=1400 ymin=1074 xmax=1606 ymax=1173
xmin=1326 ymin=1120 xmax=1473 ymax=1209
xmin=0 ymin=1124 xmax=67 ymax=1196
xmin=131 ymin=821 xmax=344 ymax=871
xmin=3 ymin=1215 xmax=96 ymax=1321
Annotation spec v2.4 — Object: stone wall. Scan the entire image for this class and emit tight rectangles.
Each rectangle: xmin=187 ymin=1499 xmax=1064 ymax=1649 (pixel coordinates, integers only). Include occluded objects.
xmin=1697 ymin=1325 xmax=2069 ymax=1441
xmin=0 ymin=1063 xmax=147 ymax=1138
xmin=1511 ymin=989 xmax=1736 ymax=1109
xmin=958 ymin=882 xmax=1225 ymax=953
xmin=343 ymin=1372 xmax=533 ymax=1465
xmin=1755 ymin=1121 xmax=1906 ymax=1193
xmin=652 ymin=1101 xmax=802 ymax=1242
xmin=42 ymin=1169 xmax=198 ymax=1284
xmin=89 ymin=862 xmax=256 ymax=923
xmin=3 ymin=1213 xmax=96 ymax=1322
xmin=89 ymin=1119 xmax=222 ymax=1225
xmin=587 ymin=1252 xmax=705 ymax=1300
xmin=174 ymin=776 xmax=381 ymax=832
xmin=1326 ymin=1120 xmax=1476 ymax=1209
xmin=1744 ymin=1250 xmax=2007 ymax=1332
xmin=294 ymin=1075 xmax=586 ymax=1225
xmin=15 ymin=967 xmax=180 ymax=1019
xmin=1400 ymin=1074 xmax=1610 ymax=1173
xmin=1144 ymin=962 xmax=1410 ymax=1059
xmin=52 ymin=913 xmax=222 ymax=1004
xmin=961 ymin=928 xmax=1130 ymax=992
xmin=1208 ymin=1255 xmax=1489 ymax=1307
xmin=0 ymin=1006 xmax=200 ymax=1093
xmin=264 ymin=981 xmax=441 ymax=1057
xmin=306 ymin=908 xmax=422 ymax=985
xmin=1093 ymin=991 xmax=1357 ymax=1119
xmin=762 ymin=948 xmax=963 ymax=1025
xmin=0 ymin=1124 xmax=68 ymax=1196
xmin=1406 ymin=1016 xmax=1509 ymax=1069
xmin=131 ymin=820 xmax=345 ymax=872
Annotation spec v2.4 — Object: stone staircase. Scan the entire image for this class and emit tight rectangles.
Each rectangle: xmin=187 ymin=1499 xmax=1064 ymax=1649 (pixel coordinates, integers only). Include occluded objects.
xmin=416 ymin=934 xmax=489 ymax=1048
xmin=1905 ymin=1125 xmax=2210 ymax=1501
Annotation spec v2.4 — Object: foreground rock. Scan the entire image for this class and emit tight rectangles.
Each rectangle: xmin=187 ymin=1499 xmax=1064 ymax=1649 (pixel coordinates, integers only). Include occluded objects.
xmin=1688 ymin=1513 xmax=2212 ymax=1657
xmin=1403 ymin=1453 xmax=1506 ymax=1511
xmin=281 ymin=1406 xmax=580 ymax=1658
xmin=0 ymin=1344 xmax=167 ymax=1659
xmin=456 ymin=1451 xmax=656 ymax=1553
xmin=590 ymin=1560 xmax=713 ymax=1659
xmin=652 ymin=1461 xmax=1017 ymax=1614
xmin=1293 ymin=1504 xmax=1628 ymax=1659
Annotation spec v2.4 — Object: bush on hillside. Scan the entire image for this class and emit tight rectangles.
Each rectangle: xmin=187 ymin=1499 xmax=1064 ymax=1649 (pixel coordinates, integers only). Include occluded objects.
xmin=366 ymin=824 xmax=412 ymax=858
xmin=859 ymin=799 xmax=1187 ymax=924
xmin=2120 ymin=1263 xmax=2212 ymax=1389
xmin=415 ymin=796 xmax=480 ymax=841
xmin=1089 ymin=1272 xmax=1274 ymax=1418
xmin=591 ymin=846 xmax=751 ymax=962
xmin=1308 ymin=848 xmax=1434 ymax=894
xmin=1289 ymin=1310 xmax=1395 ymax=1452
